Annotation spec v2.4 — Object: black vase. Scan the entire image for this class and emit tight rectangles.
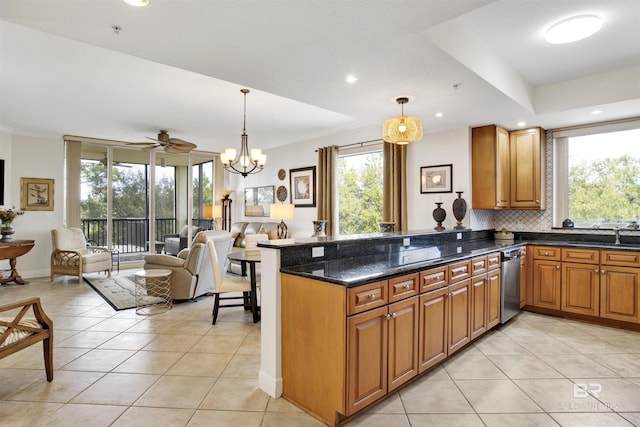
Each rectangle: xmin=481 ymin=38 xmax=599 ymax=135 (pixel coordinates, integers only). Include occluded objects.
xmin=452 ymin=191 xmax=467 ymax=230
xmin=433 ymin=203 xmax=446 ymax=231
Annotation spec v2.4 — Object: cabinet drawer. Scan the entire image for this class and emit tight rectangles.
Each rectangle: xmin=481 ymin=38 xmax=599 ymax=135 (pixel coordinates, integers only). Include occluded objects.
xmin=562 ymin=248 xmax=599 ymax=264
xmin=419 ymin=266 xmax=448 ymax=293
xmin=602 ymin=250 xmax=640 ymax=268
xmin=449 ymin=260 xmax=471 ymax=283
xmin=348 ymin=280 xmax=388 ymax=315
xmin=487 ymin=253 xmax=501 ymax=270
xmin=389 ymin=273 xmax=419 ymax=303
xmin=471 ymin=256 xmax=488 ymax=276
xmin=532 ymin=246 xmax=561 ymax=260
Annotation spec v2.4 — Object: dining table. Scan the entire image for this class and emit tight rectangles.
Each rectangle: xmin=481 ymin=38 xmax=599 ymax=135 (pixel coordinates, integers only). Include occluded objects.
xmin=227 ymin=249 xmax=261 ymax=323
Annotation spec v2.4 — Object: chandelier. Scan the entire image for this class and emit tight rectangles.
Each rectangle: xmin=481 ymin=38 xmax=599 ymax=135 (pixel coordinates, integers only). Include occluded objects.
xmin=220 ymin=89 xmax=266 ymax=177
xmin=382 ymin=97 xmax=423 ymax=145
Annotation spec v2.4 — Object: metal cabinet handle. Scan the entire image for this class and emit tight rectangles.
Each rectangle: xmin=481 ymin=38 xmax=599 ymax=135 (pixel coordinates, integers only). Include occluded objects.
xmin=403 ymin=284 xmax=410 ymax=290
xmin=594 ymin=269 xmax=599 ymax=273
xmin=545 ymin=251 xmax=549 ymax=256
xmin=367 ymin=294 xmax=375 ymax=301
xmin=601 ymin=269 xmax=606 ymax=274
xmin=385 ymin=313 xmax=397 ymax=320
xmin=556 ymin=265 xmax=560 ymax=270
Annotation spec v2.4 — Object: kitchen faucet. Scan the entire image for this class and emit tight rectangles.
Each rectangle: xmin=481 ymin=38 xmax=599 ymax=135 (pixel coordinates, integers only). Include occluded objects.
xmin=614 ymin=227 xmax=621 ymax=245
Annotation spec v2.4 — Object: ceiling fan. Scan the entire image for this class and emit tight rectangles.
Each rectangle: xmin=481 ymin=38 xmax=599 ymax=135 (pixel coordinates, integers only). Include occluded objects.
xmin=127 ymin=130 xmax=197 ymax=153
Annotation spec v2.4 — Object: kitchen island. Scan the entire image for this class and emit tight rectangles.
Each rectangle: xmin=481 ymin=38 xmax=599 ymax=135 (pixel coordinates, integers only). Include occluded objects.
xmin=256 ymin=229 xmax=640 ymax=426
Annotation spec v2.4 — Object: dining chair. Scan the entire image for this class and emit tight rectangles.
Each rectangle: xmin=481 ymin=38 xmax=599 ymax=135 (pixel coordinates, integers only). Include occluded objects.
xmin=206 ymin=239 xmax=253 ymax=325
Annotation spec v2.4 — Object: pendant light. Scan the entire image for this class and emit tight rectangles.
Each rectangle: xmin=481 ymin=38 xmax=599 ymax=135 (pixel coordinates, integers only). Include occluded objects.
xmin=383 ymin=97 xmax=423 ymax=145
xmin=220 ymin=89 xmax=266 ymax=177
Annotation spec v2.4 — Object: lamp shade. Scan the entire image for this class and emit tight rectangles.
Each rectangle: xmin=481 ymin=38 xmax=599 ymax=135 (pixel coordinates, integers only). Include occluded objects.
xmin=270 ymin=203 xmax=295 ymax=220
xmin=383 ymin=115 xmax=423 ymax=145
xmin=203 ymin=205 xmax=213 ymax=218
xmin=211 ymin=205 xmax=223 ymax=218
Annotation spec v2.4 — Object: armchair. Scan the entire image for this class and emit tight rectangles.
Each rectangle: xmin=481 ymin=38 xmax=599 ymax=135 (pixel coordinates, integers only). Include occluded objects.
xmin=144 ymin=230 xmax=233 ymax=300
xmin=50 ymin=228 xmax=111 ymax=281
xmin=164 ymin=225 xmax=203 ymax=255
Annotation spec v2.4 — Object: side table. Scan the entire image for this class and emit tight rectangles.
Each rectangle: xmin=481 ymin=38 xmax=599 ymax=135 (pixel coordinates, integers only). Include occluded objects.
xmin=134 ymin=269 xmax=172 ymax=315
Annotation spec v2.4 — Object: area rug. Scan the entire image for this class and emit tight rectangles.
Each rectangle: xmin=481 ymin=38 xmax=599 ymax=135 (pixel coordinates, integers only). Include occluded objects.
xmin=83 ymin=273 xmax=140 ymax=311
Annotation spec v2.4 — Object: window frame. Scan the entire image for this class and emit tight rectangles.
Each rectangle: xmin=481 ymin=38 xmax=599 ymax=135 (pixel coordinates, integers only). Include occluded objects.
xmin=553 ymin=118 xmax=640 ymax=229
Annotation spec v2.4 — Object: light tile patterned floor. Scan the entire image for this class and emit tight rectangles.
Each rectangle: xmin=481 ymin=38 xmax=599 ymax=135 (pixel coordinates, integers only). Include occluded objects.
xmin=1 ymin=274 xmax=640 ymax=426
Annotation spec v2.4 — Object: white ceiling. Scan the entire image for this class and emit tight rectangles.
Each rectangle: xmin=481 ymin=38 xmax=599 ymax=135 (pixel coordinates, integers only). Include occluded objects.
xmin=1 ymin=0 xmax=639 ymax=153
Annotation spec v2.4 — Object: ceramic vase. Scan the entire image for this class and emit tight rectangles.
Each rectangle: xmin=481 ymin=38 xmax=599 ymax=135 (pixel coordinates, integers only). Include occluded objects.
xmin=0 ymin=223 xmax=15 ymax=242
xmin=433 ymin=203 xmax=446 ymax=231
xmin=452 ymin=191 xmax=467 ymax=230
xmin=311 ymin=220 xmax=328 ymax=237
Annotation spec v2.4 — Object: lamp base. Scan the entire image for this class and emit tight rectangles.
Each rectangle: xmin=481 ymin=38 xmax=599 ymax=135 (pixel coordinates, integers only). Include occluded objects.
xmin=277 ymin=221 xmax=288 ymax=239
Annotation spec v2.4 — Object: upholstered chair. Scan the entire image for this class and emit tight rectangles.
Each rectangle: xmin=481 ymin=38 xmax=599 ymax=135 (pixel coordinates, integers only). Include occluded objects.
xmin=144 ymin=230 xmax=233 ymax=300
xmin=206 ymin=239 xmax=253 ymax=325
xmin=50 ymin=227 xmax=111 ymax=280
xmin=163 ymin=225 xmax=203 ymax=256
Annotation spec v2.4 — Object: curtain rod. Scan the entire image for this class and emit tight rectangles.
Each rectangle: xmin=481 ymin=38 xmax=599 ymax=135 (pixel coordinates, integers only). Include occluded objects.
xmin=315 ymin=138 xmax=383 ymax=152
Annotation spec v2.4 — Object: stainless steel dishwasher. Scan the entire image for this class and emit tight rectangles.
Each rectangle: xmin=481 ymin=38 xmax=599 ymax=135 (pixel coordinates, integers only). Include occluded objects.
xmin=500 ymin=248 xmax=522 ymax=323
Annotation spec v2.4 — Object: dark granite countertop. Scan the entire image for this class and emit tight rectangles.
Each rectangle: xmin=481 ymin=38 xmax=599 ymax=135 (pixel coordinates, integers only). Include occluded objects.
xmin=279 ymin=239 xmax=639 ymax=287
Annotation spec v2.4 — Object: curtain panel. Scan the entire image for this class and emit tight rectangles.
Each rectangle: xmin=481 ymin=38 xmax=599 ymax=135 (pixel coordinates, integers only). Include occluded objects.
xmin=317 ymin=145 xmax=338 ymax=236
xmin=382 ymin=142 xmax=408 ymax=231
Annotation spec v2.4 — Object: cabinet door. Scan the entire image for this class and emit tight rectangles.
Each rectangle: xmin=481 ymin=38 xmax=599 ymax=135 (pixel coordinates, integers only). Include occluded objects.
xmin=448 ymin=279 xmax=471 ymax=355
xmin=560 ymin=262 xmax=600 ymax=316
xmin=561 ymin=262 xmax=600 ymax=316
xmin=600 ymin=266 xmax=640 ymax=323
xmin=533 ymin=260 xmax=561 ymax=310
xmin=496 ymin=126 xmax=510 ymax=208
xmin=389 ymin=273 xmax=419 ymax=303
xmin=487 ymin=269 xmax=501 ymax=329
xmin=470 ymin=273 xmax=487 ymax=340
xmin=347 ymin=306 xmax=387 ymax=415
xmin=418 ymin=287 xmax=448 ymax=373
xmin=387 ymin=297 xmax=419 ymax=392
xmin=509 ymin=127 xmax=544 ymax=209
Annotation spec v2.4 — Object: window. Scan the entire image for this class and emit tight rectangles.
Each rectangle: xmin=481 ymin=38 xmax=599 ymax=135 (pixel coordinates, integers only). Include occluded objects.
xmin=554 ymin=122 xmax=640 ymax=228
xmin=337 ymin=149 xmax=383 ymax=235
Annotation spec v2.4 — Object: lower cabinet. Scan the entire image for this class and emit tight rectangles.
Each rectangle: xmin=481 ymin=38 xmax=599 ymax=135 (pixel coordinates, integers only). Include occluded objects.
xmin=561 ymin=262 xmax=599 ymax=316
xmin=487 ymin=269 xmax=501 ymax=329
xmin=600 ymin=266 xmax=640 ymax=323
xmin=533 ymin=259 xmax=561 ymax=310
xmin=419 ymin=279 xmax=471 ymax=373
xmin=346 ymin=296 xmax=419 ymax=415
xmin=470 ymin=274 xmax=487 ymax=340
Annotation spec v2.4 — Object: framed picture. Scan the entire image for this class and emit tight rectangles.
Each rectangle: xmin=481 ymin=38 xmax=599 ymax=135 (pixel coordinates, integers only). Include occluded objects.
xmin=420 ymin=164 xmax=452 ymax=194
xmin=21 ymin=177 xmax=55 ymax=211
xmin=244 ymin=185 xmax=274 ymax=217
xmin=290 ymin=166 xmax=316 ymax=207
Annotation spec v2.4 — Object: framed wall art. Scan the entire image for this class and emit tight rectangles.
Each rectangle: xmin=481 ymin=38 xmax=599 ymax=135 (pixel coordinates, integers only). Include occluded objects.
xmin=420 ymin=164 xmax=452 ymax=194
xmin=21 ymin=177 xmax=55 ymax=211
xmin=290 ymin=166 xmax=316 ymax=207
xmin=244 ymin=185 xmax=274 ymax=217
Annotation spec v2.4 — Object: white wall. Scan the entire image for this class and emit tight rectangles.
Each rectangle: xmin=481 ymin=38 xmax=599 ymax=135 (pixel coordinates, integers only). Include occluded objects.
xmin=1 ymin=131 xmax=65 ymax=278
xmin=223 ymin=125 xmax=476 ymax=237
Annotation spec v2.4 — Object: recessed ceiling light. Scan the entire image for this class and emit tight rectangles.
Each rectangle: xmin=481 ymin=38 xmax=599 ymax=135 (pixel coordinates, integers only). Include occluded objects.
xmin=435 ymin=112 xmax=444 ymax=118
xmin=123 ymin=0 xmax=150 ymax=7
xmin=545 ymin=15 xmax=602 ymax=44
xmin=591 ymin=110 xmax=603 ymax=115
xmin=517 ymin=121 xmax=526 ymax=127
xmin=345 ymin=75 xmax=358 ymax=84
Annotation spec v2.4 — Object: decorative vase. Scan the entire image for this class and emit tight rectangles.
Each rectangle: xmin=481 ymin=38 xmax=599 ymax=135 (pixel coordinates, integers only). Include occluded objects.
xmin=311 ymin=220 xmax=328 ymax=237
xmin=432 ymin=203 xmax=446 ymax=231
xmin=452 ymin=191 xmax=467 ymax=230
xmin=379 ymin=222 xmax=396 ymax=233
xmin=0 ymin=223 xmax=15 ymax=242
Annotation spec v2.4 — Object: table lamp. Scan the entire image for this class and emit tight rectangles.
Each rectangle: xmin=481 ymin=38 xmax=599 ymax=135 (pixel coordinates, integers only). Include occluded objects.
xmin=204 ymin=205 xmax=223 ymax=230
xmin=270 ymin=203 xmax=294 ymax=239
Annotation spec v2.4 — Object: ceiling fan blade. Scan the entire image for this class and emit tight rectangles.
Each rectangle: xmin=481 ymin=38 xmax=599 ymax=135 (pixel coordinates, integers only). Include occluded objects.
xmin=169 ymin=139 xmax=197 ymax=149
xmin=126 ymin=141 xmax=159 ymax=148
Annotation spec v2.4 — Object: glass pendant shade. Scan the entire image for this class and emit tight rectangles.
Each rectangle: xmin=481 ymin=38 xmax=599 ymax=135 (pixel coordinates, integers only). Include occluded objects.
xmin=383 ymin=97 xmax=423 ymax=144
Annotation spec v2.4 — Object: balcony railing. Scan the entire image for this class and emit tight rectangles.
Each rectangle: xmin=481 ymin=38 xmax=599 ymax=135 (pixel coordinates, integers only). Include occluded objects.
xmin=81 ymin=218 xmax=214 ymax=254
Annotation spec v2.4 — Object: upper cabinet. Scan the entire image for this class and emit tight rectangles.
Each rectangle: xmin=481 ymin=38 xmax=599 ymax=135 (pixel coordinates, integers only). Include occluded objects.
xmin=471 ymin=125 xmax=546 ymax=210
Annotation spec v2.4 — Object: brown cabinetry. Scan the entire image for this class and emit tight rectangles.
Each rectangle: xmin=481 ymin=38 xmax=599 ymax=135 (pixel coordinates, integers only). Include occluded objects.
xmin=600 ymin=264 xmax=640 ymax=323
xmin=471 ymin=125 xmax=545 ymax=209
xmin=520 ymin=246 xmax=527 ymax=308
xmin=561 ymin=262 xmax=600 ymax=316
xmin=509 ymin=128 xmax=545 ymax=209
xmin=487 ymin=268 xmax=501 ymax=329
xmin=533 ymin=259 xmax=561 ymax=310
